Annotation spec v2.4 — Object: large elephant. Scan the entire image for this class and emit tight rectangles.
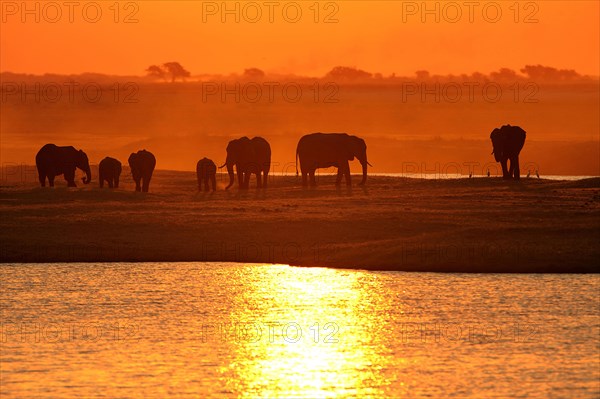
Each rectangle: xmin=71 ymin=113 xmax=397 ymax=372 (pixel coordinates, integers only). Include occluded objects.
xmin=35 ymin=143 xmax=91 ymax=187
xmin=490 ymin=125 xmax=526 ymax=180
xmin=197 ymin=157 xmax=217 ymax=192
xmin=221 ymin=136 xmax=271 ymax=189
xmin=99 ymin=157 xmax=122 ymax=188
xmin=128 ymin=150 xmax=156 ymax=192
xmin=296 ymin=133 xmax=371 ymax=186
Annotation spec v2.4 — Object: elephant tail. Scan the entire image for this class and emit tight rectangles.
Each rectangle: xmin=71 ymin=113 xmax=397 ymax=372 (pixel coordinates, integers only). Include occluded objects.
xmin=295 ymin=145 xmax=299 ymax=176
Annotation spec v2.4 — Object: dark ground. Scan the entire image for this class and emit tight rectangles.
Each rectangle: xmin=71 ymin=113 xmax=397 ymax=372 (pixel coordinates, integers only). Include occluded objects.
xmin=1 ymin=172 xmax=599 ymax=273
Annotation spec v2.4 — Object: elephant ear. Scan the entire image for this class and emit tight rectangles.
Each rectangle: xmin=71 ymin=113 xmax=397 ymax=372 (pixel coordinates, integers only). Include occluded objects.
xmin=343 ymin=139 xmax=356 ymax=161
xmin=512 ymin=125 xmax=527 ymax=140
xmin=490 ymin=128 xmax=502 ymax=140
xmin=226 ymin=140 xmax=238 ymax=156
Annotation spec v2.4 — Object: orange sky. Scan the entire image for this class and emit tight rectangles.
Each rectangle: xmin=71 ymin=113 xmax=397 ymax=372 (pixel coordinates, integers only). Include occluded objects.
xmin=1 ymin=1 xmax=599 ymax=76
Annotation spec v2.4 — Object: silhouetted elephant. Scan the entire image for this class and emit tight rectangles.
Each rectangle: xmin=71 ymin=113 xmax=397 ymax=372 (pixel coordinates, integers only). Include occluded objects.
xmin=296 ymin=133 xmax=371 ymax=187
xmin=221 ymin=136 xmax=271 ymax=189
xmin=197 ymin=157 xmax=217 ymax=192
xmin=99 ymin=157 xmax=122 ymax=189
xmin=490 ymin=125 xmax=526 ymax=180
xmin=128 ymin=150 xmax=156 ymax=192
xmin=35 ymin=144 xmax=92 ymax=187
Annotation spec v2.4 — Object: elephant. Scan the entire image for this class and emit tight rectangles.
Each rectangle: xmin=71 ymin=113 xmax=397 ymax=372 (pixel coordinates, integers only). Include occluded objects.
xmin=128 ymin=149 xmax=156 ymax=192
xmin=35 ymin=143 xmax=91 ymax=187
xmin=490 ymin=125 xmax=526 ymax=180
xmin=296 ymin=133 xmax=371 ymax=187
xmin=197 ymin=157 xmax=217 ymax=192
xmin=221 ymin=136 xmax=271 ymax=189
xmin=99 ymin=157 xmax=122 ymax=189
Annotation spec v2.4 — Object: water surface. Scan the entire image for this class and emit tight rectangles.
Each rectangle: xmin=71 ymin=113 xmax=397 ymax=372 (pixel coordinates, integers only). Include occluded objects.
xmin=1 ymin=263 xmax=598 ymax=398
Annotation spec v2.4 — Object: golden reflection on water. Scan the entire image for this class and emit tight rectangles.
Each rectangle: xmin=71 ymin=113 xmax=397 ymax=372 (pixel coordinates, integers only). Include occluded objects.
xmin=218 ymin=265 xmax=396 ymax=398
xmin=2 ymin=263 xmax=599 ymax=398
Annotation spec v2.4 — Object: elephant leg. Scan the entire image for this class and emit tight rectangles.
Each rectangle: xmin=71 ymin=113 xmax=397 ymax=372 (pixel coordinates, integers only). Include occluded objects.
xmin=263 ymin=171 xmax=268 ymax=188
xmin=38 ymin=171 xmax=46 ymax=187
xmin=48 ymin=174 xmax=55 ymax=187
xmin=500 ymin=160 xmax=510 ymax=179
xmin=508 ymin=159 xmax=515 ymax=178
xmin=256 ymin=172 xmax=262 ymax=189
xmin=135 ymin=178 xmax=141 ymax=192
xmin=65 ymin=169 xmax=76 ymax=187
xmin=513 ymin=157 xmax=521 ymax=180
xmin=100 ymin=178 xmax=104 ymax=188
xmin=211 ymin=175 xmax=216 ymax=191
xmin=204 ymin=178 xmax=209 ymax=192
xmin=343 ymin=161 xmax=351 ymax=186
xmin=335 ymin=168 xmax=343 ymax=186
xmin=237 ymin=170 xmax=244 ymax=188
xmin=142 ymin=176 xmax=151 ymax=192
xmin=302 ymin=171 xmax=308 ymax=187
xmin=108 ymin=178 xmax=113 ymax=188
xmin=309 ymin=170 xmax=317 ymax=187
xmin=115 ymin=176 xmax=119 ymax=188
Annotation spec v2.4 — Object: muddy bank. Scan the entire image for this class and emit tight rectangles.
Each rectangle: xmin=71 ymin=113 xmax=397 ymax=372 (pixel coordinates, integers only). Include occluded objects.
xmin=1 ymin=173 xmax=599 ymax=273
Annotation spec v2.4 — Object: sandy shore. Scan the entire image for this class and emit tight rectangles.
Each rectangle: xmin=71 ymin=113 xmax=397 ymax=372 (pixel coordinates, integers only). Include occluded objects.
xmin=1 ymin=172 xmax=599 ymax=272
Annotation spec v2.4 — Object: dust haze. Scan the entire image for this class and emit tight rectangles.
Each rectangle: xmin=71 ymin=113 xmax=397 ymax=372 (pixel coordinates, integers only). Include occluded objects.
xmin=1 ymin=66 xmax=598 ymax=177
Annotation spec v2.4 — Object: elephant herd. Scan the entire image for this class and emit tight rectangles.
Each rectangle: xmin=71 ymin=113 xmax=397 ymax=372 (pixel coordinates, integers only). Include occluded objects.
xmin=36 ymin=145 xmax=158 ymax=192
xmin=34 ymin=126 xmax=527 ymax=191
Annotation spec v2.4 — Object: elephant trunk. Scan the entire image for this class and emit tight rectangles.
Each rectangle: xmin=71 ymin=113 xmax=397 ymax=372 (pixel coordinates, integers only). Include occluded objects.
xmin=493 ymin=150 xmax=502 ymax=163
xmin=82 ymin=165 xmax=92 ymax=184
xmin=225 ymin=162 xmax=234 ymax=190
xmin=360 ymin=160 xmax=368 ymax=185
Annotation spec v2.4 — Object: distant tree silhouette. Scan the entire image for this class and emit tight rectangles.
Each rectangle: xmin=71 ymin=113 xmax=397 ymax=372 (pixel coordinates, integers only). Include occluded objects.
xmin=146 ymin=65 xmax=166 ymax=81
xmin=162 ymin=62 xmax=191 ymax=83
xmin=243 ymin=68 xmax=265 ymax=79
xmin=520 ymin=65 xmax=580 ymax=81
xmin=490 ymin=68 xmax=519 ymax=82
xmin=415 ymin=70 xmax=430 ymax=80
xmin=470 ymin=72 xmax=487 ymax=81
xmin=325 ymin=66 xmax=372 ymax=81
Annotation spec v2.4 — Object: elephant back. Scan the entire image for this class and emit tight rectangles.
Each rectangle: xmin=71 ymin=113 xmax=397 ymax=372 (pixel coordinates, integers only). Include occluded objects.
xmin=197 ymin=158 xmax=216 ymax=174
xmin=100 ymin=156 xmax=121 ymax=168
xmin=297 ymin=133 xmax=351 ymax=157
xmin=36 ymin=143 xmax=80 ymax=168
xmin=501 ymin=125 xmax=526 ymax=150
xmin=251 ymin=137 xmax=271 ymax=161
xmin=129 ymin=150 xmax=156 ymax=171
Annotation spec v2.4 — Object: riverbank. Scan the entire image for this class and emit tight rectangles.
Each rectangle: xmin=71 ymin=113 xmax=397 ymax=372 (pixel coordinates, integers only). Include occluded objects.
xmin=1 ymin=172 xmax=599 ymax=272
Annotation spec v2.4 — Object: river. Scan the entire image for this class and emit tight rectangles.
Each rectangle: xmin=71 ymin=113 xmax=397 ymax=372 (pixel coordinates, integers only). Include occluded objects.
xmin=1 ymin=263 xmax=598 ymax=398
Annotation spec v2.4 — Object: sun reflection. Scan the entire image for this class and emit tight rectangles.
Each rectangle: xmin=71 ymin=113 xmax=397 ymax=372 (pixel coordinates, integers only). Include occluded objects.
xmin=217 ymin=264 xmax=398 ymax=397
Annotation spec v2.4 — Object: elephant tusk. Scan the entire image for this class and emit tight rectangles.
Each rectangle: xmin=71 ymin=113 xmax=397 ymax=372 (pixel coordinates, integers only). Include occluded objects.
xmin=367 ymin=162 xmax=373 ymax=167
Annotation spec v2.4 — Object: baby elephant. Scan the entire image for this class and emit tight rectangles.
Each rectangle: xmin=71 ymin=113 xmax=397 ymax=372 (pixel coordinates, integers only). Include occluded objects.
xmin=196 ymin=157 xmax=217 ymax=192
xmin=99 ymin=157 xmax=122 ymax=188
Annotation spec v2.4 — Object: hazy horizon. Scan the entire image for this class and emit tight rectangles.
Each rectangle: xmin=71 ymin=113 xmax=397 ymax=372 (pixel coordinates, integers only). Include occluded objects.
xmin=2 ymin=65 xmax=599 ymax=80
